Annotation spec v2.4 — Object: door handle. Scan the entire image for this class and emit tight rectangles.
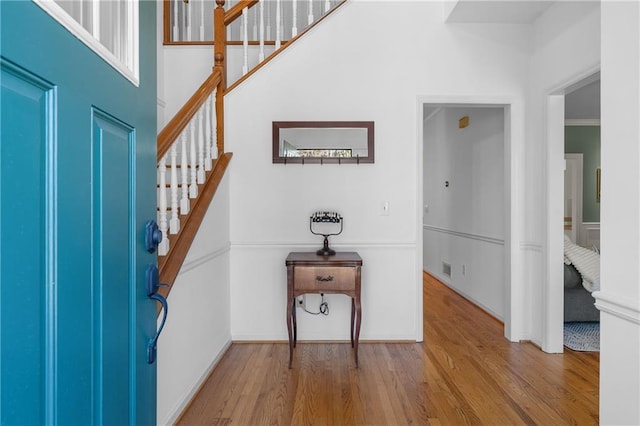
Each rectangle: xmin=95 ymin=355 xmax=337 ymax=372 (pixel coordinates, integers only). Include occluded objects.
xmin=147 ymin=293 xmax=168 ymax=364
xmin=144 ymin=220 xmax=163 ymax=253
xmin=145 ymin=264 xmax=169 ymax=364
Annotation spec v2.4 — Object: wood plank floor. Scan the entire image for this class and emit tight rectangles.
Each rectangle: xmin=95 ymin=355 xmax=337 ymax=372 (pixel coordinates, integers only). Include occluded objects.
xmin=177 ymin=272 xmax=599 ymax=425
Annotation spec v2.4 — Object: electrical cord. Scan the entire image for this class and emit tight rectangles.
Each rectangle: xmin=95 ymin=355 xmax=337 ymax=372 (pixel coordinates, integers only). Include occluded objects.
xmin=303 ymin=293 xmax=329 ymax=316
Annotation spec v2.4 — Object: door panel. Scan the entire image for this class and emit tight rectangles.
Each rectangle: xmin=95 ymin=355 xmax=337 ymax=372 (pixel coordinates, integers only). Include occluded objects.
xmin=1 ymin=1 xmax=157 ymax=424
xmin=0 ymin=58 xmax=55 ymax=426
xmin=92 ymin=110 xmax=134 ymax=425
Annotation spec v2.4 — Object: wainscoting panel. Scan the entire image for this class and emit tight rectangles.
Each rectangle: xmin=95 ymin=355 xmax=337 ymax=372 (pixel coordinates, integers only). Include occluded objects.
xmin=230 ymin=243 xmax=418 ymax=341
xmin=423 ymin=226 xmax=505 ymax=320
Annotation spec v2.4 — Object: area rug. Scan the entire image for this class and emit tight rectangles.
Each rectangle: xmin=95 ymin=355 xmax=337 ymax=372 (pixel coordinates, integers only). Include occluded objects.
xmin=564 ymin=322 xmax=600 ymax=352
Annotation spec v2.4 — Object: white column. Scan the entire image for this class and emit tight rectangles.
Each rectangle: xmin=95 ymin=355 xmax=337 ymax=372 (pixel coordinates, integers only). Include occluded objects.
xmin=179 ymin=132 xmax=190 ymax=214
xmin=324 ymin=0 xmax=331 ymax=13
xmin=158 ymin=155 xmax=169 ymax=255
xmin=599 ymin=3 xmax=640 ymax=425
xmin=169 ymin=144 xmax=180 ymax=234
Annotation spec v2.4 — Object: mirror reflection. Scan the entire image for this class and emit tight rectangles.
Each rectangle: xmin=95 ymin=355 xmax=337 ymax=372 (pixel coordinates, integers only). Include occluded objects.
xmin=273 ymin=121 xmax=374 ymax=164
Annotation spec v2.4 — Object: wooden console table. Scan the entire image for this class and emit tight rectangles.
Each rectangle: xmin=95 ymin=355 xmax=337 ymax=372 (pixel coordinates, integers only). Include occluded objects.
xmin=285 ymin=251 xmax=363 ymax=368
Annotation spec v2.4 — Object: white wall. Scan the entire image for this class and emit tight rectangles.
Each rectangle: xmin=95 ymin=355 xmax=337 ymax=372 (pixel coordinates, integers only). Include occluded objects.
xmin=423 ymin=107 xmax=505 ymax=319
xmin=528 ymin=1 xmax=600 ymax=350
xmin=598 ymin=2 xmax=640 ymax=424
xmin=156 ymin=176 xmax=232 ymax=425
xmin=162 ymin=45 xmax=215 ymax=122
xmin=225 ymin=1 xmax=530 ymax=341
xmin=155 ymin=14 xmax=232 ymax=424
xmin=155 ymin=2 xmax=640 ymax=423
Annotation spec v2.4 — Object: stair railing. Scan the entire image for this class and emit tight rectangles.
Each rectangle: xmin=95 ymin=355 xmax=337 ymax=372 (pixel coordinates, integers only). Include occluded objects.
xmin=157 ymin=0 xmax=346 ymax=293
xmin=156 ymin=65 xmax=232 ymax=291
xmin=165 ymin=0 xmax=342 ymax=44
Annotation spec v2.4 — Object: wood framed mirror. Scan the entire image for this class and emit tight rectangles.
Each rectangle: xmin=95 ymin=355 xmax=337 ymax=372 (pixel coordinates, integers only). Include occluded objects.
xmin=272 ymin=121 xmax=374 ymax=164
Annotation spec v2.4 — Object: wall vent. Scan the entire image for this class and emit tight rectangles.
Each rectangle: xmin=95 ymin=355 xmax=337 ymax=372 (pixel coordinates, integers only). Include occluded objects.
xmin=442 ymin=262 xmax=451 ymax=277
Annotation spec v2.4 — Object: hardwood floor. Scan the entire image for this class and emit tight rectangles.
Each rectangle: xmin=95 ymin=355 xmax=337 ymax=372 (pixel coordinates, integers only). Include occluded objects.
xmin=177 ymin=272 xmax=599 ymax=425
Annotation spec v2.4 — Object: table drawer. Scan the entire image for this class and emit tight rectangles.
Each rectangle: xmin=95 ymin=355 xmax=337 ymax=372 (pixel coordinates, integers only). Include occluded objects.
xmin=294 ymin=266 xmax=356 ymax=292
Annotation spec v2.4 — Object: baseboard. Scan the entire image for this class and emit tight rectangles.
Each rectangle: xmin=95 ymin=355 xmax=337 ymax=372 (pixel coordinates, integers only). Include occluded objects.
xmin=160 ymin=338 xmax=232 ymax=425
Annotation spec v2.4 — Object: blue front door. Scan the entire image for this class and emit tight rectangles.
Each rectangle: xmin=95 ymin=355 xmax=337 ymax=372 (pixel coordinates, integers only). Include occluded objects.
xmin=1 ymin=1 xmax=157 ymax=424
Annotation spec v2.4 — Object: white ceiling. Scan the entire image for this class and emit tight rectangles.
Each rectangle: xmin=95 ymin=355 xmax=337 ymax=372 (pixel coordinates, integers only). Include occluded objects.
xmin=445 ymin=0 xmax=555 ymax=24
xmin=428 ymin=1 xmax=599 ymax=121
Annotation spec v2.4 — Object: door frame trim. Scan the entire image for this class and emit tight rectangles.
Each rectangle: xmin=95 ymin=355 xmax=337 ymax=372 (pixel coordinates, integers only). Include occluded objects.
xmin=416 ymin=95 xmax=523 ymax=342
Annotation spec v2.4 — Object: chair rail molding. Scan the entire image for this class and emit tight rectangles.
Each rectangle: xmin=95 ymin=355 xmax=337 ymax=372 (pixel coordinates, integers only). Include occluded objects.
xmin=593 ymin=291 xmax=640 ymax=324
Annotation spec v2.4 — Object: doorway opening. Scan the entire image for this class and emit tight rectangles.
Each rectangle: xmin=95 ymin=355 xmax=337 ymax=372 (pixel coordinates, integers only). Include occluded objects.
xmin=545 ymin=71 xmax=601 ymax=352
xmin=418 ymin=101 xmax=518 ymax=341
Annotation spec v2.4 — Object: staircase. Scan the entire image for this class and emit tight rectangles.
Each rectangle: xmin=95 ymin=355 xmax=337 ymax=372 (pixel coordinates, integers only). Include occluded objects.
xmin=156 ymin=0 xmax=346 ymax=297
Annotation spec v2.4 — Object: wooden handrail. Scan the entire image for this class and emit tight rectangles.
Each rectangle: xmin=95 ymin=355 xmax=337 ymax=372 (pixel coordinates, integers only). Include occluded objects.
xmin=163 ymin=0 xmax=171 ymax=45
xmin=158 ymin=152 xmax=233 ymax=300
xmin=157 ymin=69 xmax=222 ymax=160
xmin=224 ymin=0 xmax=259 ymax=26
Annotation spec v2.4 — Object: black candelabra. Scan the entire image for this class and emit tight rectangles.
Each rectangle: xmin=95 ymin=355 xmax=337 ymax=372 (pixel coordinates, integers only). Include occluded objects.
xmin=310 ymin=211 xmax=343 ymax=256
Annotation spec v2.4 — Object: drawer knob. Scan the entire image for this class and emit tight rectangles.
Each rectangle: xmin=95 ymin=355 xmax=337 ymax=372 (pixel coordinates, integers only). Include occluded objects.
xmin=316 ymin=275 xmax=334 ymax=282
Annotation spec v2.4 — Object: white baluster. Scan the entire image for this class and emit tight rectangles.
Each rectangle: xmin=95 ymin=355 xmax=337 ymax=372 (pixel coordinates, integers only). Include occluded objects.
xmin=189 ymin=121 xmax=198 ymax=198
xmin=324 ymin=0 xmax=331 ymax=13
xmin=114 ymin=0 xmax=122 ymax=59
xmin=275 ymin=0 xmax=281 ymax=49
xmin=252 ymin=6 xmax=258 ymax=40
xmin=259 ymin=0 xmax=265 ymax=62
xmin=242 ymin=7 xmax=248 ymax=75
xmin=205 ymin=95 xmax=212 ymax=170
xmin=172 ymin=0 xmax=179 ymax=41
xmin=197 ymin=109 xmax=205 ymax=184
xmin=292 ymin=0 xmax=298 ymax=37
xmin=308 ymin=0 xmax=314 ymax=25
xmin=200 ymin=0 xmax=205 ymax=40
xmin=179 ymin=132 xmax=190 ymax=214
xmin=158 ymin=155 xmax=169 ymax=255
xmin=169 ymin=144 xmax=180 ymax=234
xmin=92 ymin=0 xmax=100 ymax=41
xmin=266 ymin=0 xmax=271 ymax=41
xmin=210 ymin=93 xmax=218 ymax=160
xmin=186 ymin=0 xmax=192 ymax=42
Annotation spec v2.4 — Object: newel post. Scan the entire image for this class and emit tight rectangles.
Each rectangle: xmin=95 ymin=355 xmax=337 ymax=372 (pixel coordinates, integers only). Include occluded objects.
xmin=214 ymin=0 xmax=226 ymax=155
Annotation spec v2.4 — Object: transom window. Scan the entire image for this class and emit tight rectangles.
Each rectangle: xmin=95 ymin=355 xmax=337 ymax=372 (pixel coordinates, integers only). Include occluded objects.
xmin=34 ymin=0 xmax=139 ymax=86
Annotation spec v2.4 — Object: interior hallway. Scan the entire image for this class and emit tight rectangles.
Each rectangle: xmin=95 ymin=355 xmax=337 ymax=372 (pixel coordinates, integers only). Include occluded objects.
xmin=177 ymin=273 xmax=599 ymax=425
